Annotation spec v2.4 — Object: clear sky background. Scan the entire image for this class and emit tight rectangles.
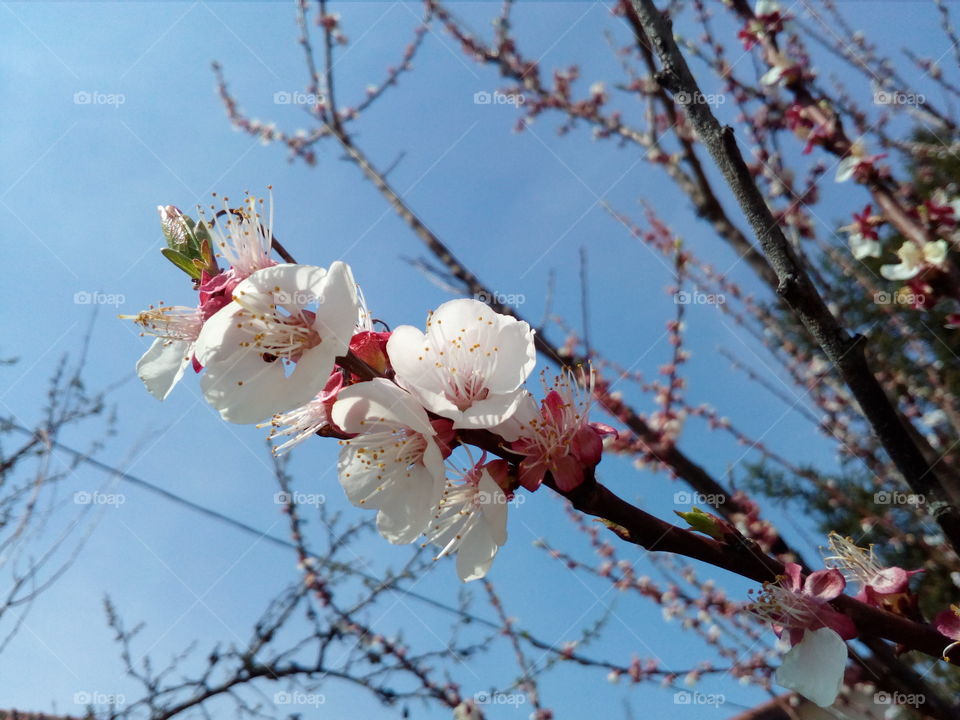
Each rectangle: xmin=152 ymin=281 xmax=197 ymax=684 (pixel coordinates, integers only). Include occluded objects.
xmin=0 ymin=1 xmax=953 ymax=718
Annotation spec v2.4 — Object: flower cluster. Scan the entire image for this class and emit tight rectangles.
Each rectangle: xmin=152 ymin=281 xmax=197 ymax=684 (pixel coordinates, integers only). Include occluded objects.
xmin=125 ymin=196 xmax=615 ymax=582
xmin=840 ymin=190 xmax=958 ymax=321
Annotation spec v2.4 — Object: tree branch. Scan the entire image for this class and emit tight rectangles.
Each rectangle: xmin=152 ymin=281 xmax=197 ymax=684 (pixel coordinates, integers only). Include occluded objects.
xmin=627 ymin=0 xmax=960 ymax=555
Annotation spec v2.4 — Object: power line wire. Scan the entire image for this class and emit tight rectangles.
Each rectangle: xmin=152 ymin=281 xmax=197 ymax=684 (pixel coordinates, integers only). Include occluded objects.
xmin=6 ymin=423 xmax=500 ymax=631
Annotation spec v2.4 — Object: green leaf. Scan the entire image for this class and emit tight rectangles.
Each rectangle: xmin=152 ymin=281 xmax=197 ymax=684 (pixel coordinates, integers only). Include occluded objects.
xmin=674 ymin=507 xmax=725 ymax=540
xmin=161 ymin=247 xmax=202 ymax=279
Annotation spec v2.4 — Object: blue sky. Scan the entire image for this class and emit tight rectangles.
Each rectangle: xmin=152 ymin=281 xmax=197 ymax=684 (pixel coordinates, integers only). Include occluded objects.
xmin=0 ymin=1 xmax=953 ymax=718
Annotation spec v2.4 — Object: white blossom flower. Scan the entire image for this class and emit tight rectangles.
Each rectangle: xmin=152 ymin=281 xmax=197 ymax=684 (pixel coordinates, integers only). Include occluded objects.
xmin=123 ymin=305 xmax=203 ymax=400
xmin=847 ymin=231 xmax=881 ymax=260
xmin=423 ymin=459 xmax=509 ymax=582
xmin=332 ymin=378 xmax=446 ymax=544
xmin=880 ymin=239 xmax=948 ymax=280
xmin=774 ymin=627 xmax=847 ymax=707
xmin=387 ymin=299 xmax=536 ymax=431
xmin=760 ymin=65 xmax=786 ymax=87
xmin=195 ymin=262 xmax=359 ymax=424
xmin=452 ymin=701 xmax=482 ymax=720
xmin=834 ymin=156 xmax=857 ymax=183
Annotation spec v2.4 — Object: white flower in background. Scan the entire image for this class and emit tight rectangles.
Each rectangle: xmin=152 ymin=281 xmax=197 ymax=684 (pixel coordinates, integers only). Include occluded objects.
xmin=834 ymin=156 xmax=858 ymax=184
xmin=195 ymin=262 xmax=359 ymax=424
xmin=760 ymin=65 xmax=785 ymax=87
xmin=880 ymin=239 xmax=948 ymax=280
xmin=834 ymin=143 xmax=884 ymax=184
xmin=123 ymin=305 xmax=203 ymax=400
xmin=387 ymin=299 xmax=536 ymax=430
xmin=846 ymin=231 xmax=881 ymax=260
xmin=332 ymin=378 xmax=447 ymax=544
xmin=754 ymin=0 xmax=781 ymax=15
xmin=774 ymin=627 xmax=847 ymax=707
xmin=452 ymin=701 xmax=482 ymax=720
xmin=424 ymin=458 xmax=509 ymax=582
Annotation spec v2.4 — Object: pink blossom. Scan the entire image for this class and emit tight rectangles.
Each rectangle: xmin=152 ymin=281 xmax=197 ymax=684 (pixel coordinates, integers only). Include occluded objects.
xmin=198 ymin=268 xmax=240 ymax=321
xmin=508 ymin=369 xmax=617 ymax=492
xmin=934 ymin=606 xmax=960 ymax=661
xmin=822 ymin=532 xmax=923 ymax=609
xmin=750 ymin=563 xmax=856 ymax=646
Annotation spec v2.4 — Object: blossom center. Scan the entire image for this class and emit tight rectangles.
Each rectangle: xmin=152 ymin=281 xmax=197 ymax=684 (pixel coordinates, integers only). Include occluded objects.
xmin=233 ymin=296 xmax=322 ymax=362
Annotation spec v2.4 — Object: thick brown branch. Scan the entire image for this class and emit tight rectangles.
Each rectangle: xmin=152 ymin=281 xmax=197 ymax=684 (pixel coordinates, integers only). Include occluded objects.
xmin=560 ymin=475 xmax=958 ymax=667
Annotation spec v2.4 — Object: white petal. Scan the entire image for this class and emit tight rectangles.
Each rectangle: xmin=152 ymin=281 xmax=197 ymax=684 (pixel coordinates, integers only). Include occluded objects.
xmin=774 ymin=627 xmax=847 ymax=708
xmin=848 ymin=233 xmax=880 ymax=260
xmin=455 ymin=521 xmax=499 ymax=582
xmin=200 ymin=351 xmax=289 ymax=423
xmin=387 ymin=325 xmax=440 ymax=391
xmin=477 ymin=473 xmax=508 ymax=546
xmin=242 ymin=263 xmax=328 ymax=304
xmin=137 ymin=338 xmax=192 ymax=401
xmin=332 ymin=378 xmax=435 ymax=436
xmin=279 ymin=344 xmax=344 ymax=412
xmin=880 ymin=263 xmax=920 ymax=281
xmin=925 ymin=239 xmax=949 ymax=266
xmin=834 ymin=157 xmax=856 ymax=183
xmin=194 ymin=303 xmax=245 ymax=366
xmin=338 ymin=439 xmax=392 ymax=506
xmin=429 ymin=298 xmax=494 ymax=331
xmin=313 ymin=261 xmax=360 ymax=347
xmin=374 ymin=463 xmax=444 ymax=544
xmin=455 ymin=391 xmax=526 ymax=431
xmin=489 ymin=391 xmax=539 ymax=442
xmin=761 ymin=66 xmax=785 ymax=86
xmin=484 ymin=318 xmax=536 ymax=394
